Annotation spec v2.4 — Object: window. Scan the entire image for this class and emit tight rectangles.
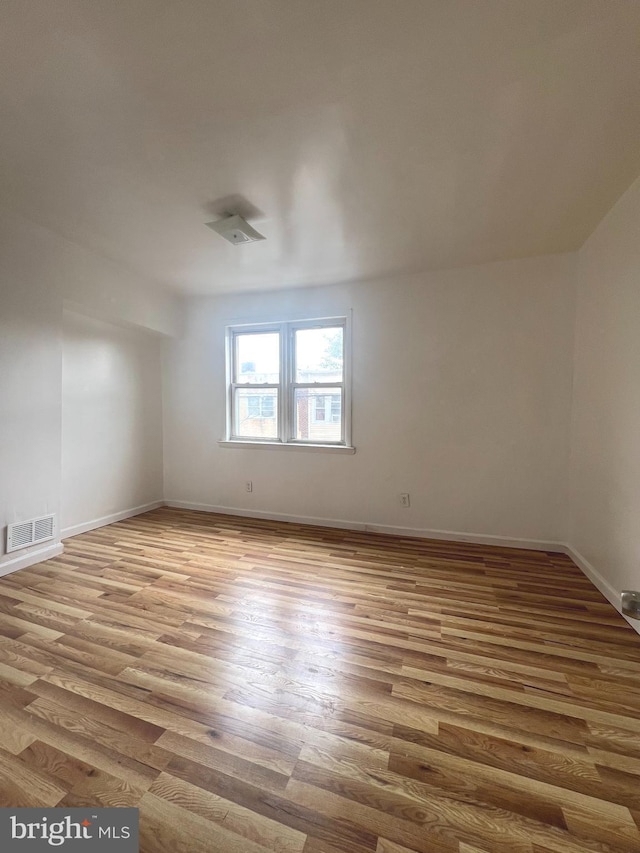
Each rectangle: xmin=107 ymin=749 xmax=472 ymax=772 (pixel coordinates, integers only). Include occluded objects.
xmin=225 ymin=317 xmax=351 ymax=447
xmin=247 ymin=395 xmax=275 ymax=419
xmin=312 ymin=394 xmax=341 ymax=424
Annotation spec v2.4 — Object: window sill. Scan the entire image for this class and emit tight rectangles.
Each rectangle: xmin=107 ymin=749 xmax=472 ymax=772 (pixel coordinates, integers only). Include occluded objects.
xmin=218 ymin=440 xmax=355 ymax=454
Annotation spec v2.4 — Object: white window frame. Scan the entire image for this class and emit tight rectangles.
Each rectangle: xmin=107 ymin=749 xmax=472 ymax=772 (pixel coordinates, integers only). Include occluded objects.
xmin=223 ymin=316 xmax=353 ymax=451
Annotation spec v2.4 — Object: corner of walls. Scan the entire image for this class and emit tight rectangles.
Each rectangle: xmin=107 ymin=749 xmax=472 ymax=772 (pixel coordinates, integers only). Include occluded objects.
xmin=0 ymin=205 xmax=181 ymax=578
xmin=563 ymin=542 xmax=640 ymax=636
xmin=60 ymin=500 xmax=164 ymax=540
xmin=565 ymin=173 xmax=640 ymax=638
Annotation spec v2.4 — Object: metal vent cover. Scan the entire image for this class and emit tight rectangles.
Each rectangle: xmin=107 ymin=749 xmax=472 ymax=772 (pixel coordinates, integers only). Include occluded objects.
xmin=6 ymin=514 xmax=55 ymax=553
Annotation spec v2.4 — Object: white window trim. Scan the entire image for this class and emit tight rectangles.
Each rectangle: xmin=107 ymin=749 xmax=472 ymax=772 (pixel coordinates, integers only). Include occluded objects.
xmin=218 ymin=440 xmax=356 ymax=454
xmin=223 ymin=315 xmax=353 ymax=451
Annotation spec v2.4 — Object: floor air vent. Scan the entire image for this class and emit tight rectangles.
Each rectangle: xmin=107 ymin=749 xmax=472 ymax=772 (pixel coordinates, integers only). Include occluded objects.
xmin=6 ymin=514 xmax=56 ymax=553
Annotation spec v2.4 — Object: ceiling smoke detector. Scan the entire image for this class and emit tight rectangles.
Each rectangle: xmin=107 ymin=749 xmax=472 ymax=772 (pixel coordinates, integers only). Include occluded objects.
xmin=205 ymin=214 xmax=265 ymax=245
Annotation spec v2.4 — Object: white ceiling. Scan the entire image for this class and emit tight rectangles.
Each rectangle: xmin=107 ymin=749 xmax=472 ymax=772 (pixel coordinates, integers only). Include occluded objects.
xmin=1 ymin=0 xmax=640 ymax=294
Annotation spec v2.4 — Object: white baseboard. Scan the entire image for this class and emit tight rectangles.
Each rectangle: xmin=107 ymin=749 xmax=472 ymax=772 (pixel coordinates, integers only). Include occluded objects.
xmin=363 ymin=522 xmax=562 ymax=552
xmin=164 ymin=501 xmax=563 ymax=552
xmin=61 ymin=500 xmax=164 ymax=540
xmin=563 ymin=543 xmax=640 ymax=636
xmin=0 ymin=542 xmax=64 ymax=579
xmin=165 ymin=501 xmax=369 ymax=532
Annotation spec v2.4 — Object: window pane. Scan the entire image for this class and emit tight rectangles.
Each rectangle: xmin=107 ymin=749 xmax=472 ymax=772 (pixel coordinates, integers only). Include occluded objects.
xmin=295 ymin=388 xmax=342 ymax=442
xmin=295 ymin=327 xmax=343 ymax=382
xmin=235 ymin=332 xmax=279 ymax=383
xmin=234 ymin=388 xmax=278 ymax=439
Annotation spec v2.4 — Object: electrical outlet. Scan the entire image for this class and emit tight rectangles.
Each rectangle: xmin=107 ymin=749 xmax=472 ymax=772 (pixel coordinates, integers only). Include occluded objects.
xmin=400 ymin=493 xmax=410 ymax=508
xmin=245 ymin=481 xmax=253 ymax=493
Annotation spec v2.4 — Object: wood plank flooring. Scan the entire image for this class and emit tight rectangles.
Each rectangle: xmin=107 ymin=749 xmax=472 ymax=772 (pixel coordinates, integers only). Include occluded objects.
xmin=1 ymin=507 xmax=640 ymax=852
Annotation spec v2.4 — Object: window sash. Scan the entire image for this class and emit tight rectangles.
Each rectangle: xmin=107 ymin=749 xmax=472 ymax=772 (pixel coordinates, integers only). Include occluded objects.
xmin=226 ymin=317 xmax=349 ymax=446
xmin=290 ymin=384 xmax=345 ymax=442
xmin=230 ymin=386 xmax=279 ymax=441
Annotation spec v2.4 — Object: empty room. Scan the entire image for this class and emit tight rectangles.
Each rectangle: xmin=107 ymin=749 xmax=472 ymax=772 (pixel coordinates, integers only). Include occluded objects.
xmin=1 ymin=1 xmax=640 ymax=851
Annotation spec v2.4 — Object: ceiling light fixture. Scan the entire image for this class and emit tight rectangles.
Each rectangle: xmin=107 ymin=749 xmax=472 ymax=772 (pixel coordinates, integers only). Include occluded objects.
xmin=205 ymin=214 xmax=265 ymax=245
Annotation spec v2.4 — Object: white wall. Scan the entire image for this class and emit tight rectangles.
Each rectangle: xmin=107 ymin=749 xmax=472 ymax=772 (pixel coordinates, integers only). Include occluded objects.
xmin=569 ymin=175 xmax=640 ymax=606
xmin=164 ymin=253 xmax=576 ymax=545
xmin=3 ymin=170 xmax=637 ymax=613
xmin=0 ymin=259 xmax=61 ymax=569
xmin=0 ymin=208 xmax=179 ymax=573
xmin=61 ymin=311 xmax=164 ymax=535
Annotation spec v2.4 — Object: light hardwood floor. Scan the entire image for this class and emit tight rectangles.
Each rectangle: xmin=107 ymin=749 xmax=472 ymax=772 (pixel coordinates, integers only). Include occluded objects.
xmin=1 ymin=507 xmax=640 ymax=852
